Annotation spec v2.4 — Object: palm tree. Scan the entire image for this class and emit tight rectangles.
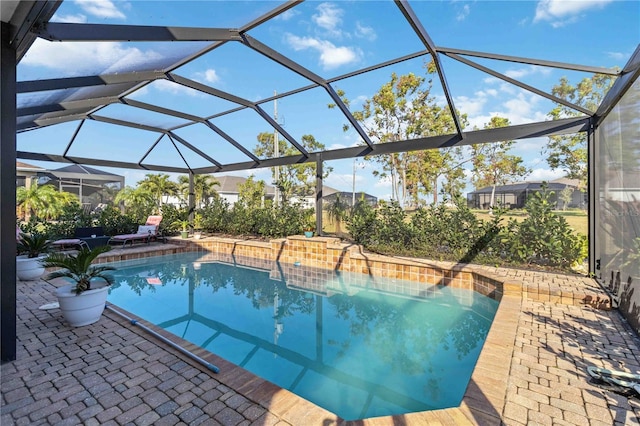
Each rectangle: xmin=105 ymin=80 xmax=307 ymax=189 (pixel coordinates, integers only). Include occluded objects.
xmin=16 ymin=181 xmax=69 ymax=221
xmin=114 ymin=186 xmax=156 ymax=220
xmin=114 ymin=186 xmax=154 ymax=208
xmin=177 ymin=174 xmax=220 ymax=207
xmin=325 ymin=193 xmax=350 ymax=236
xmin=42 ymin=246 xmax=115 ymax=295
xmin=138 ymin=173 xmax=177 ymax=209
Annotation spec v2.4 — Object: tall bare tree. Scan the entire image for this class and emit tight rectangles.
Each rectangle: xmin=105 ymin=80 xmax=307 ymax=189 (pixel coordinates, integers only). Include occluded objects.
xmin=471 ymin=116 xmax=530 ymax=208
xmin=545 ymin=73 xmax=615 ymax=189
xmin=332 ymin=61 xmax=466 ymax=206
xmin=254 ymin=133 xmax=330 ymax=204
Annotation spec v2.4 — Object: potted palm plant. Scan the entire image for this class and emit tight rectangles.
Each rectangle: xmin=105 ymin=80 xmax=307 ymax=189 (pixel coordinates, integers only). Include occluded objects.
xmin=42 ymin=245 xmax=115 ymax=327
xmin=192 ymin=213 xmax=204 ymax=239
xmin=173 ymin=218 xmax=191 ymax=239
xmin=16 ymin=232 xmax=51 ymax=280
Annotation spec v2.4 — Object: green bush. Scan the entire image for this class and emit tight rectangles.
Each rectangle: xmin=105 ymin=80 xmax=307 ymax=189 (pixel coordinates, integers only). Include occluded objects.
xmin=347 ymin=199 xmax=377 ymax=246
xmin=200 ymin=197 xmax=231 ymax=233
xmin=95 ymin=205 xmax=138 ymax=235
xmin=345 ymin=191 xmax=585 ymax=272
xmin=160 ymin=204 xmax=189 ymax=234
xmin=509 ymin=185 xmax=586 ymax=268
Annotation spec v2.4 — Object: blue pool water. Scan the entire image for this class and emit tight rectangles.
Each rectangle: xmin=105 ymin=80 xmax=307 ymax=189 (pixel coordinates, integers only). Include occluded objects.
xmin=106 ymin=253 xmax=499 ymax=421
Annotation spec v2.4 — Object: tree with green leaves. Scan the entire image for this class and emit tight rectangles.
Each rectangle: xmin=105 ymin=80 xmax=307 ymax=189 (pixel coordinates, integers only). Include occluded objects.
xmin=325 ymin=193 xmax=350 ymax=235
xmin=17 ymin=180 xmax=76 ymax=221
xmin=545 ymin=73 xmax=615 ymax=189
xmin=332 ymin=61 xmax=467 ymax=207
xmin=237 ymin=175 xmax=267 ymax=209
xmin=471 ymin=116 xmax=530 ymax=209
xmin=253 ymin=133 xmax=330 ymax=204
xmin=137 ymin=173 xmax=177 ymax=209
xmin=559 ymin=186 xmax=574 ymax=211
xmin=177 ymin=174 xmax=219 ymax=207
xmin=114 ymin=185 xmax=156 ymax=220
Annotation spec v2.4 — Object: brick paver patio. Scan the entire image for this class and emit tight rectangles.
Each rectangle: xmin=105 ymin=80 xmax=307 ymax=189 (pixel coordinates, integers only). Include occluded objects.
xmin=2 ymin=245 xmax=640 ymax=425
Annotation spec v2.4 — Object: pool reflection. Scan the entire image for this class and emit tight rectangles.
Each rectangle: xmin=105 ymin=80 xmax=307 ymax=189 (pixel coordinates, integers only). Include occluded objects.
xmin=108 ymin=253 xmax=498 ymax=421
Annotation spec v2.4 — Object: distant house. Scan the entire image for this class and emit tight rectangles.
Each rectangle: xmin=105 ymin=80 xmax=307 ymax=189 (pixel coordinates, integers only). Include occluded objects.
xmin=292 ymin=186 xmax=378 ymax=209
xmin=16 ymin=161 xmax=46 ymax=188
xmin=322 ymin=188 xmax=378 ymax=207
xmin=216 ymin=175 xmax=275 ymax=206
xmin=17 ymin=162 xmax=124 ymax=211
xmin=466 ymin=178 xmax=585 ymax=210
xmin=43 ymin=165 xmax=124 ymax=211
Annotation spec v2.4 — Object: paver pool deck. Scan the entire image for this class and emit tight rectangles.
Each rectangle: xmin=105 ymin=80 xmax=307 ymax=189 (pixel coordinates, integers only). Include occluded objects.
xmin=2 ymin=242 xmax=640 ymax=425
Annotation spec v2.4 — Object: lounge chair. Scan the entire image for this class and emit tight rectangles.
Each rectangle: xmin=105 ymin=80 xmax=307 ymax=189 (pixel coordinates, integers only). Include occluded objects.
xmin=52 ymin=226 xmax=108 ymax=251
xmin=108 ymin=215 xmax=165 ymax=248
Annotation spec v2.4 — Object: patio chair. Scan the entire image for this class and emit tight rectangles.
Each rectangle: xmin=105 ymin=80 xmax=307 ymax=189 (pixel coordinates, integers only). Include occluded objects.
xmin=108 ymin=215 xmax=165 ymax=248
xmin=52 ymin=226 xmax=112 ymax=251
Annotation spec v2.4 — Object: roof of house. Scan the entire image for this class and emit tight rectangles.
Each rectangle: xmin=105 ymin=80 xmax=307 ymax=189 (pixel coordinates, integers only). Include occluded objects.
xmin=216 ymin=175 xmax=275 ymax=195
xmin=16 ymin=161 xmax=46 ymax=172
xmin=52 ymin=164 xmax=122 ymax=177
xmin=469 ymin=179 xmax=580 ymax=195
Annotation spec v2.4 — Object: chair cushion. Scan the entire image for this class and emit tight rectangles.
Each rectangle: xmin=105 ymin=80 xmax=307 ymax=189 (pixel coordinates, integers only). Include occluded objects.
xmin=74 ymin=226 xmax=105 ymax=238
xmin=137 ymin=225 xmax=156 ymax=235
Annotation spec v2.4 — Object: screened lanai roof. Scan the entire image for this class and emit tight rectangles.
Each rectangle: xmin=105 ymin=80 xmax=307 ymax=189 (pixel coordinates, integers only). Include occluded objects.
xmin=4 ymin=0 xmax=639 ymax=177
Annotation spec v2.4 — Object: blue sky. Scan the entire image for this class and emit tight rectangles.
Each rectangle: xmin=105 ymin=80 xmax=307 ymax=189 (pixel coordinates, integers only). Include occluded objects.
xmin=17 ymin=0 xmax=640 ymax=201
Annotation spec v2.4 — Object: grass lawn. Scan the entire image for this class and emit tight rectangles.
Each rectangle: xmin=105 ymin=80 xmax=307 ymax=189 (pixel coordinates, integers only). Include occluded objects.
xmin=473 ymin=209 xmax=588 ymax=236
xmin=322 ymin=209 xmax=588 ymax=237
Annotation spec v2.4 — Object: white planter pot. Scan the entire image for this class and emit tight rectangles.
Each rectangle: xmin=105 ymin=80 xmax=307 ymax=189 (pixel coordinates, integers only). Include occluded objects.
xmin=16 ymin=255 xmax=46 ymax=281
xmin=55 ymin=281 xmax=110 ymax=327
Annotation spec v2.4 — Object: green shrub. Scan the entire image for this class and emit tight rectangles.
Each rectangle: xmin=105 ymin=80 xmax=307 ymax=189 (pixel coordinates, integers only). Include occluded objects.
xmin=346 ymin=199 xmax=377 ymax=246
xmin=345 ymin=191 xmax=584 ymax=272
xmin=503 ymin=185 xmax=585 ymax=268
xmin=96 ymin=205 xmax=139 ymax=235
xmin=200 ymin=197 xmax=231 ymax=233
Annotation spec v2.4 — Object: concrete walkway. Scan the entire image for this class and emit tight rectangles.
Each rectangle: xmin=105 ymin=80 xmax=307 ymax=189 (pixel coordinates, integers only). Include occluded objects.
xmin=2 ymin=253 xmax=640 ymax=425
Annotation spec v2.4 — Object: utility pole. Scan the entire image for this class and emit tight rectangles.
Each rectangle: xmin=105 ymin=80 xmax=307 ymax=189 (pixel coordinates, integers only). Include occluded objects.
xmin=352 ymin=159 xmax=357 ymax=207
xmin=273 ymin=91 xmax=280 ymax=206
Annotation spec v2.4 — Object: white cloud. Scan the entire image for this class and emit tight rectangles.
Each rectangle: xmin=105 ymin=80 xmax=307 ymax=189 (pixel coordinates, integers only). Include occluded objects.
xmin=527 ymin=167 xmax=566 ymax=182
xmin=312 ymin=2 xmax=344 ymax=38
xmin=460 ymin=85 xmax=548 ymax=131
xmin=456 ymin=95 xmax=488 ymax=117
xmin=374 ymin=175 xmax=392 ymax=188
xmin=21 ymin=39 xmax=162 ymax=76
xmin=193 ymin=69 xmax=220 ymax=84
xmin=285 ymin=34 xmax=360 ymax=70
xmin=350 ymin=95 xmax=369 ymax=108
xmin=51 ymin=13 xmax=88 ymax=23
xmin=504 ymin=65 xmax=551 ymax=79
xmin=75 ymin=0 xmax=127 ymax=20
xmin=328 ymin=143 xmax=348 ymax=150
xmin=533 ymin=0 xmax=612 ymax=27
xmin=151 ymin=80 xmax=203 ymax=97
xmin=457 ymin=4 xmax=470 ymax=21
xmin=277 ymin=9 xmax=299 ymax=21
xmin=606 ymin=51 xmax=629 ymax=61
xmin=355 ymin=22 xmax=377 ymax=41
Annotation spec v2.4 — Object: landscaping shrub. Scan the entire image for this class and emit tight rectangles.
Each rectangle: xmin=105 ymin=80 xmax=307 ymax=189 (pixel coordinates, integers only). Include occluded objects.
xmin=200 ymin=197 xmax=231 ymax=233
xmin=347 ymin=199 xmax=377 ymax=246
xmin=95 ymin=205 xmax=138 ymax=235
xmin=160 ymin=204 xmax=189 ymax=234
xmin=345 ymin=192 xmax=585 ymax=272
xmin=508 ymin=185 xmax=586 ymax=268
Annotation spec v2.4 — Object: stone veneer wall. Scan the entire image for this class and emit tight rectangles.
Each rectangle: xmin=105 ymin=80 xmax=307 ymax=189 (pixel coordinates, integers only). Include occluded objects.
xmin=162 ymin=235 xmax=521 ymax=301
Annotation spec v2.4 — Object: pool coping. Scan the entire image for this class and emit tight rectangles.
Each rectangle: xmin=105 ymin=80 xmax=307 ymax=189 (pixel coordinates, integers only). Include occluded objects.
xmin=85 ymin=237 xmax=610 ymax=425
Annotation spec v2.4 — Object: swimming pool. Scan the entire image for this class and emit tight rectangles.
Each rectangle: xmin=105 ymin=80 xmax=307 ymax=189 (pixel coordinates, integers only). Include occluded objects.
xmin=107 ymin=252 xmax=499 ymax=421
